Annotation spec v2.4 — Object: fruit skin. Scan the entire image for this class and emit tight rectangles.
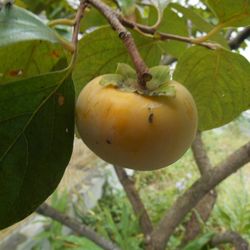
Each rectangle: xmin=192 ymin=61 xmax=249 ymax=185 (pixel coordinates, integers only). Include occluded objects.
xmin=76 ymin=76 xmax=198 ymax=171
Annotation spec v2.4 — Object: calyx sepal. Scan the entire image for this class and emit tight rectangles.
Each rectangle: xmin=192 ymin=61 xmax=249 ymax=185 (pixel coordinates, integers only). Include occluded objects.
xmin=99 ymin=63 xmax=175 ymax=97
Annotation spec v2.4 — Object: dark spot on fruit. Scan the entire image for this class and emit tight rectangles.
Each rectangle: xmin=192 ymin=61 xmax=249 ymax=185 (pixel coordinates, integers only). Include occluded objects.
xmin=95 ymin=141 xmax=99 ymax=145
xmin=106 ymin=139 xmax=112 ymax=144
xmin=148 ymin=113 xmax=154 ymax=124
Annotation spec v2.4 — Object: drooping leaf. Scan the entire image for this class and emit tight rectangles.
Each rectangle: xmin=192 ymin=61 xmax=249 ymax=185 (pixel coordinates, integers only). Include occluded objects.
xmin=0 ymin=69 xmax=75 ymax=229
xmin=204 ymin=0 xmax=250 ymax=27
xmin=73 ymin=26 xmax=162 ymax=95
xmin=169 ymin=3 xmax=228 ymax=47
xmin=0 ymin=5 xmax=58 ymax=45
xmin=173 ymin=46 xmax=250 ymax=130
xmin=0 ymin=5 xmax=67 ymax=84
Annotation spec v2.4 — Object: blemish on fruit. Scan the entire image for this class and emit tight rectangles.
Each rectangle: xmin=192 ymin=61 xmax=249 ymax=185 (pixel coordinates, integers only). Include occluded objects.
xmin=148 ymin=113 xmax=154 ymax=124
xmin=65 ymin=128 xmax=69 ymax=133
xmin=106 ymin=139 xmax=112 ymax=144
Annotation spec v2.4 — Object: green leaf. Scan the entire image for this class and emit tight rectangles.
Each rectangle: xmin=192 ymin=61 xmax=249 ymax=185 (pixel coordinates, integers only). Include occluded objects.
xmin=0 ymin=69 xmax=75 ymax=229
xmin=0 ymin=5 xmax=59 ymax=45
xmin=173 ymin=46 xmax=250 ymax=130
xmin=60 ymin=235 xmax=102 ymax=250
xmin=146 ymin=65 xmax=170 ymax=90
xmin=0 ymin=5 xmax=67 ymax=84
xmin=183 ymin=232 xmax=215 ymax=250
xmin=135 ymin=4 xmax=158 ymax=26
xmin=204 ymin=0 xmax=250 ymax=27
xmin=149 ymin=84 xmax=176 ymax=97
xmin=169 ymin=3 xmax=228 ymax=47
xmin=80 ymin=8 xmax=107 ymax=32
xmin=116 ymin=63 xmax=136 ymax=80
xmin=99 ymin=74 xmax=124 ymax=87
xmin=157 ymin=6 xmax=189 ymax=57
xmin=117 ymin=0 xmax=136 ymax=16
xmin=73 ymin=26 xmax=162 ymax=96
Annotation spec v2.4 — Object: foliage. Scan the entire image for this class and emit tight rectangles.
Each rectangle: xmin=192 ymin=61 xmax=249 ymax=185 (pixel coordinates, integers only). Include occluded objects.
xmin=0 ymin=0 xmax=249 ymax=234
xmin=33 ymin=191 xmax=102 ymax=250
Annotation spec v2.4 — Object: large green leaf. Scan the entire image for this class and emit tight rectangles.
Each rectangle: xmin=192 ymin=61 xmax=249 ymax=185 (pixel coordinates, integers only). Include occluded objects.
xmin=169 ymin=3 xmax=228 ymax=47
xmin=0 ymin=5 xmax=67 ymax=84
xmin=157 ymin=7 xmax=189 ymax=57
xmin=0 ymin=69 xmax=75 ymax=229
xmin=173 ymin=46 xmax=250 ymax=130
xmin=204 ymin=0 xmax=250 ymax=27
xmin=73 ymin=26 xmax=163 ymax=95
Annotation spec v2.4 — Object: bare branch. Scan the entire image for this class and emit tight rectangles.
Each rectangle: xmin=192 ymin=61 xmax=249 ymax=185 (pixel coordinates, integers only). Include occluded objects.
xmin=179 ymin=132 xmax=216 ymax=246
xmin=191 ymin=132 xmax=212 ymax=175
xmin=229 ymin=27 xmax=250 ymax=50
xmin=114 ymin=166 xmax=153 ymax=238
xmin=37 ymin=203 xmax=121 ymax=250
xmin=210 ymin=231 xmax=249 ymax=250
xmin=151 ymin=141 xmax=250 ymax=250
xmin=87 ymin=0 xmax=150 ymax=89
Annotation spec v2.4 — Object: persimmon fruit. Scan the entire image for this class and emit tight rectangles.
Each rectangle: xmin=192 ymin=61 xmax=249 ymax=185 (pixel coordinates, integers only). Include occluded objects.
xmin=76 ymin=76 xmax=197 ymax=171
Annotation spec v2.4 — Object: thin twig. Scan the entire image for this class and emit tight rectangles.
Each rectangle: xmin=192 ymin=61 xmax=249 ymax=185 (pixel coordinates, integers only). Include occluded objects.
xmin=37 ymin=203 xmax=121 ymax=250
xmin=119 ymin=16 xmax=220 ymax=50
xmin=210 ymin=231 xmax=249 ymax=250
xmin=151 ymin=141 xmax=250 ymax=250
xmin=87 ymin=0 xmax=151 ymax=89
xmin=72 ymin=1 xmax=88 ymax=50
xmin=114 ymin=166 xmax=153 ymax=242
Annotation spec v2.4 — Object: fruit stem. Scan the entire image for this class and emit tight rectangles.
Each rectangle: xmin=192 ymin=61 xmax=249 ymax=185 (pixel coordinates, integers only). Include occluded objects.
xmin=86 ymin=0 xmax=151 ymax=89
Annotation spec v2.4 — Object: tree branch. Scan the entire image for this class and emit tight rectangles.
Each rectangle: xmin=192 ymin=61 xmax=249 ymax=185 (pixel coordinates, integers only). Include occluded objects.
xmin=114 ymin=166 xmax=153 ymax=239
xmin=151 ymin=141 xmax=250 ymax=250
xmin=191 ymin=132 xmax=212 ymax=176
xmin=87 ymin=0 xmax=151 ymax=89
xmin=210 ymin=231 xmax=249 ymax=250
xmin=229 ymin=27 xmax=250 ymax=50
xmin=179 ymin=132 xmax=216 ymax=247
xmin=37 ymin=203 xmax=121 ymax=250
xmin=118 ymin=16 xmax=220 ymax=50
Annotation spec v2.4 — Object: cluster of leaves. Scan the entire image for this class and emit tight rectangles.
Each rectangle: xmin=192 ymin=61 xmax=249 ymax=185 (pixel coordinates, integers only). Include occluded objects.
xmin=0 ymin=0 xmax=250 ymax=229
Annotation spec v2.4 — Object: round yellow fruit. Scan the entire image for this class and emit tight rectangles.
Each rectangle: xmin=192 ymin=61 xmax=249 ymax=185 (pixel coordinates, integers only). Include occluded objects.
xmin=76 ymin=76 xmax=198 ymax=171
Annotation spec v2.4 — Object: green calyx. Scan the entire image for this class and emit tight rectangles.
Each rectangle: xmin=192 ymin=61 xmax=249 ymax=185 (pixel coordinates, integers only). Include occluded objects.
xmin=99 ymin=63 xmax=176 ymax=97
